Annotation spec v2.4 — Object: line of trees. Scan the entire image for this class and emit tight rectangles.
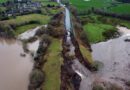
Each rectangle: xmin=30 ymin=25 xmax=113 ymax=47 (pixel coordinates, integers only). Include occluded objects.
xmin=93 ymin=8 xmax=130 ymax=21
xmin=116 ymin=0 xmax=130 ymax=3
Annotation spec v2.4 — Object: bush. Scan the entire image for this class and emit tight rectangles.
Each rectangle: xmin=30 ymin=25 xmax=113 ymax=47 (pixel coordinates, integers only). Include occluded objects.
xmin=35 ymin=34 xmax=51 ymax=59
xmin=41 ymin=34 xmax=51 ymax=45
xmin=92 ymin=61 xmax=104 ymax=71
xmin=80 ymin=31 xmax=91 ymax=49
xmin=29 ymin=69 xmax=45 ymax=89
xmin=70 ymin=6 xmax=77 ymax=16
xmin=27 ymin=36 xmax=37 ymax=43
xmin=92 ymin=81 xmax=123 ymax=90
xmin=116 ymin=0 xmax=130 ymax=3
xmin=47 ymin=24 xmax=65 ymax=38
xmin=125 ymin=81 xmax=130 ymax=86
xmin=102 ymin=29 xmax=119 ymax=40
xmin=92 ymin=84 xmax=104 ymax=90
xmin=22 ymin=41 xmax=29 ymax=53
xmin=0 ymin=22 xmax=14 ymax=38
xmin=107 ymin=83 xmax=123 ymax=90
xmin=35 ymin=26 xmax=46 ymax=36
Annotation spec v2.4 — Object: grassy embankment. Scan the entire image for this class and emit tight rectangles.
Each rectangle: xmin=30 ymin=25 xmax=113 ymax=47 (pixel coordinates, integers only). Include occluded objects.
xmin=42 ymin=38 xmax=63 ymax=90
xmin=80 ymin=44 xmax=93 ymax=64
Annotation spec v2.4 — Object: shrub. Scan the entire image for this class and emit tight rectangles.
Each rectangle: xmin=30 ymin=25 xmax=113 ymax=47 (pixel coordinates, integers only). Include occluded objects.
xmin=102 ymin=29 xmax=119 ymax=40
xmin=116 ymin=0 xmax=130 ymax=3
xmin=29 ymin=69 xmax=45 ymax=89
xmin=92 ymin=84 xmax=104 ymax=90
xmin=107 ymin=83 xmax=123 ymax=90
xmin=0 ymin=22 xmax=14 ymax=38
xmin=125 ymin=81 xmax=130 ymax=86
xmin=35 ymin=34 xmax=51 ymax=59
xmin=22 ymin=41 xmax=29 ymax=53
xmin=92 ymin=61 xmax=104 ymax=71
xmin=27 ymin=36 xmax=37 ymax=43
xmin=41 ymin=34 xmax=51 ymax=45
xmin=70 ymin=6 xmax=77 ymax=16
xmin=80 ymin=31 xmax=91 ymax=49
xmin=47 ymin=24 xmax=65 ymax=38
xmin=35 ymin=26 xmax=46 ymax=36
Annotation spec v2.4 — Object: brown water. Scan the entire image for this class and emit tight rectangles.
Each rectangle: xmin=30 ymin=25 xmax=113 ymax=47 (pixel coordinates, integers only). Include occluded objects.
xmin=0 ymin=39 xmax=33 ymax=90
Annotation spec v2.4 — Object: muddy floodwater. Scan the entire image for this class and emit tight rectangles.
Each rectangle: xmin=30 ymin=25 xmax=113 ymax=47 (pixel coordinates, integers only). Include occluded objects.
xmin=0 ymin=39 xmax=33 ymax=90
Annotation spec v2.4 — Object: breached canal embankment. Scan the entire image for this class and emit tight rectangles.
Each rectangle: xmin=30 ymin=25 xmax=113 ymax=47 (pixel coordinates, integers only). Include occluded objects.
xmin=60 ymin=1 xmax=95 ymax=89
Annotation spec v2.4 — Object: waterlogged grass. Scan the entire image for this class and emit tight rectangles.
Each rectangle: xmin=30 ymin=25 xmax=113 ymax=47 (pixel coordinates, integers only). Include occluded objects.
xmin=80 ymin=45 xmax=94 ymax=64
xmin=83 ymin=23 xmax=115 ymax=43
xmin=42 ymin=39 xmax=63 ymax=90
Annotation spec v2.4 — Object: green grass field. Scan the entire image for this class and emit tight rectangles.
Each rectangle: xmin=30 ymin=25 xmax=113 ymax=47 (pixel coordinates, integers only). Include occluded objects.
xmin=0 ymin=0 xmax=8 ymax=3
xmin=108 ymin=3 xmax=130 ymax=14
xmin=83 ymin=23 xmax=115 ymax=43
xmin=33 ymin=0 xmax=58 ymax=6
xmin=42 ymin=39 xmax=63 ymax=90
xmin=70 ymin=0 xmax=130 ymax=14
xmin=70 ymin=0 xmax=111 ymax=10
xmin=0 ymin=0 xmax=61 ymax=35
xmin=80 ymin=13 xmax=130 ymax=43
xmin=15 ymin=24 xmax=40 ymax=35
xmin=0 ymin=14 xmax=50 ymax=35
xmin=4 ymin=14 xmax=50 ymax=25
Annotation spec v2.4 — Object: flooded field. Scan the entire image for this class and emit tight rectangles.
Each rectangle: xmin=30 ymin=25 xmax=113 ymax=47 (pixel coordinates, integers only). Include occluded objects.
xmin=90 ymin=26 xmax=130 ymax=89
xmin=0 ymin=39 xmax=33 ymax=90
xmin=75 ymin=26 xmax=130 ymax=90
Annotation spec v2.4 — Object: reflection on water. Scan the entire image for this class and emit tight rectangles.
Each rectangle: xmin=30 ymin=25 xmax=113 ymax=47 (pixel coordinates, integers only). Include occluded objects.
xmin=0 ymin=39 xmax=33 ymax=90
xmin=0 ymin=38 xmax=16 ymax=45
